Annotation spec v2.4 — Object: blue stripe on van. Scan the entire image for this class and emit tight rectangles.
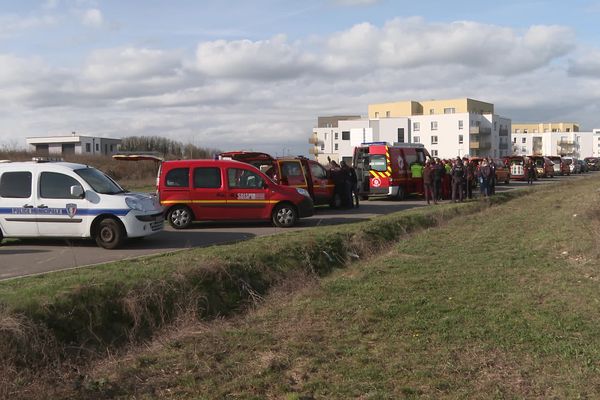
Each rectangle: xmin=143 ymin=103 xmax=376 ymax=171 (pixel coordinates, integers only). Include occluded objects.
xmin=0 ymin=207 xmax=130 ymax=216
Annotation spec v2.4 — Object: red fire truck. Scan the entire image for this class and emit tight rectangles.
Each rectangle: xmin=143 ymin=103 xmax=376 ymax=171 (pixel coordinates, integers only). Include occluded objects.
xmin=353 ymin=142 xmax=431 ymax=200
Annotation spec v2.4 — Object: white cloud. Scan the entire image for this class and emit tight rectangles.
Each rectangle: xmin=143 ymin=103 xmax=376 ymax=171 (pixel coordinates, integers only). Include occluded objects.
xmin=0 ymin=16 xmax=598 ymax=156
xmin=81 ymin=8 xmax=103 ymax=27
xmin=0 ymin=14 xmax=57 ymax=38
xmin=195 ymin=34 xmax=319 ymax=80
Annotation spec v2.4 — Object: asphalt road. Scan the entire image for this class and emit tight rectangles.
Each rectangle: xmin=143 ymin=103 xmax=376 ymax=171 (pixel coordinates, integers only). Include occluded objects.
xmin=0 ymin=175 xmax=580 ymax=280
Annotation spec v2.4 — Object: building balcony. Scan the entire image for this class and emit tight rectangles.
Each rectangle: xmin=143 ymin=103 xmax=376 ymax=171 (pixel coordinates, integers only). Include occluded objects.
xmin=557 ymin=139 xmax=576 ymax=147
xmin=499 ymin=129 xmax=509 ymax=137
xmin=308 ymin=146 xmax=320 ymax=155
xmin=470 ymin=141 xmax=491 ymax=150
xmin=469 ymin=126 xmax=491 ymax=135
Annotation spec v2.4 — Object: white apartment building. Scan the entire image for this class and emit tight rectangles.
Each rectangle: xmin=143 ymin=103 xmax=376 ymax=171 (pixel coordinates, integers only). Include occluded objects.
xmin=309 ymin=98 xmax=511 ymax=163
xmin=512 ymin=130 xmax=600 ymax=158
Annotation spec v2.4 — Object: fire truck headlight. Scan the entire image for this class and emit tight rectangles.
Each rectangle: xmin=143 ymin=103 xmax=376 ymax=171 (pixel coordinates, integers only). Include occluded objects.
xmin=125 ymin=197 xmax=144 ymax=211
xmin=296 ymin=188 xmax=310 ymax=198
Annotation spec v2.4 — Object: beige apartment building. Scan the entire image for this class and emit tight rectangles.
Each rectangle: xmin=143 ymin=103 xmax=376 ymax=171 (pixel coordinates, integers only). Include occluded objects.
xmin=512 ymin=122 xmax=579 ymax=134
xmin=368 ymin=98 xmax=494 ymax=119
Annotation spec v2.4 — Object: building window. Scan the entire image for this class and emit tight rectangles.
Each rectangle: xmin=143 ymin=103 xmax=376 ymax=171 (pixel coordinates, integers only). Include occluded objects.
xmin=566 ymin=128 xmax=571 ymax=132
xmin=374 ymin=112 xmax=379 ymax=118
xmin=341 ymin=131 xmax=350 ymax=140
xmin=533 ymin=129 xmax=538 ymax=133
xmin=521 ymin=147 xmax=527 ymax=153
xmin=458 ymin=135 xmax=463 ymax=144
xmin=413 ymin=122 xmax=420 ymax=131
xmin=444 ymin=107 xmax=455 ymax=114
xmin=86 ymin=143 xmax=91 ymax=152
xmin=524 ymin=129 xmax=528 ymax=133
xmin=320 ymin=144 xmax=325 ymax=151
xmin=431 ymin=136 xmax=438 ymax=145
xmin=513 ymin=137 xmax=517 ymax=143
xmin=458 ymin=120 xmax=463 ymax=130
xmin=397 ymin=128 xmax=405 ymax=143
xmin=334 ymin=132 xmax=339 ymax=140
xmin=494 ymin=121 xmax=497 ymax=130
xmin=431 ymin=121 xmax=438 ymax=130
xmin=95 ymin=143 xmax=99 ymax=151
xmin=110 ymin=144 xmax=114 ymax=152
xmin=413 ymin=136 xmax=420 ymax=143
xmin=334 ymin=143 xmax=338 ymax=150
xmin=431 ymin=149 xmax=438 ymax=157
xmin=324 ymin=132 xmax=328 ymax=140
xmin=429 ymin=108 xmax=435 ymax=115
xmin=522 ymin=137 xmax=526 ymax=144
xmin=515 ymin=129 xmax=520 ymax=133
xmin=386 ymin=111 xmax=390 ymax=118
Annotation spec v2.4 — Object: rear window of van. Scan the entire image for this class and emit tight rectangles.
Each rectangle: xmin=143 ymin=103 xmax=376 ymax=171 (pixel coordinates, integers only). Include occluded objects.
xmin=0 ymin=171 xmax=32 ymax=198
xmin=166 ymin=168 xmax=189 ymax=187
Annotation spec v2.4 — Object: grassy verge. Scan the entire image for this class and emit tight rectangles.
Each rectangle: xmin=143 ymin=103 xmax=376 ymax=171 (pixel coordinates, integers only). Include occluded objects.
xmin=0 ymin=184 xmax=550 ymax=397
xmin=39 ymin=173 xmax=600 ymax=399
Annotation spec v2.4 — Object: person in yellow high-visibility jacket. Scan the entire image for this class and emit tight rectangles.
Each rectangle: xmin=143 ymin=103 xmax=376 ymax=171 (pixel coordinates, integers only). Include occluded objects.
xmin=410 ymin=162 xmax=424 ymax=195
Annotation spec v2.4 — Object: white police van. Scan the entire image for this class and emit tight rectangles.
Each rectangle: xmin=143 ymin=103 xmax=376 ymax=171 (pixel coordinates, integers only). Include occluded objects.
xmin=0 ymin=160 xmax=163 ymax=249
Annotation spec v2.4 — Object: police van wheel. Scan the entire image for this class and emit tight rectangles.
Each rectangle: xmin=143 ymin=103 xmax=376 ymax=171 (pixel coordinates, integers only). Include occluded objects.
xmin=168 ymin=206 xmax=193 ymax=229
xmin=272 ymin=204 xmax=298 ymax=227
xmin=95 ymin=218 xmax=123 ymax=249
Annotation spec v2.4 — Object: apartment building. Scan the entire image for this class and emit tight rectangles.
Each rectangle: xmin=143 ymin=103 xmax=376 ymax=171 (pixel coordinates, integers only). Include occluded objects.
xmin=309 ymin=98 xmax=511 ymax=162
xmin=512 ymin=124 xmax=600 ymax=158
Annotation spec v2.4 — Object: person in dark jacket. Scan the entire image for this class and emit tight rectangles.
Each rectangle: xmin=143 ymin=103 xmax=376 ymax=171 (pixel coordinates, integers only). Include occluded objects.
xmin=423 ymin=161 xmax=436 ymax=205
xmin=478 ymin=159 xmax=492 ymax=197
xmin=464 ymin=158 xmax=474 ymax=199
xmin=527 ymin=159 xmax=536 ymax=185
xmin=451 ymin=157 xmax=465 ymax=203
xmin=432 ymin=159 xmax=444 ymax=201
xmin=339 ymin=161 xmax=353 ymax=208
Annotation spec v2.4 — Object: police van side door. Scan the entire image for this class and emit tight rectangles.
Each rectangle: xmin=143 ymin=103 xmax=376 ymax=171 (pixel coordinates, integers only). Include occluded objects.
xmin=0 ymin=169 xmax=38 ymax=237
xmin=36 ymin=171 xmax=88 ymax=237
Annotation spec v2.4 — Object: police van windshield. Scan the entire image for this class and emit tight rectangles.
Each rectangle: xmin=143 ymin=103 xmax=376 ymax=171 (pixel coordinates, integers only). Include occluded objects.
xmin=75 ymin=167 xmax=126 ymax=194
xmin=369 ymin=155 xmax=387 ymax=172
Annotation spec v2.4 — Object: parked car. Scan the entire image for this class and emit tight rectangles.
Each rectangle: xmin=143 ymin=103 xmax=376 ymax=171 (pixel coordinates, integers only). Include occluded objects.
xmin=577 ymin=159 xmax=589 ymax=173
xmin=584 ymin=157 xmax=600 ymax=171
xmin=493 ymin=158 xmax=510 ymax=184
xmin=547 ymin=156 xmax=570 ymax=176
xmin=504 ymin=156 xmax=527 ymax=180
xmin=528 ymin=156 xmax=555 ymax=178
xmin=158 ymin=159 xmax=314 ymax=229
xmin=563 ymin=157 xmax=581 ymax=174
xmin=0 ymin=159 xmax=163 ymax=248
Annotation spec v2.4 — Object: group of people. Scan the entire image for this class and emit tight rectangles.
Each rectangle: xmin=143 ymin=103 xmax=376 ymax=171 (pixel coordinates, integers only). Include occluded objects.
xmin=328 ymin=159 xmax=359 ymax=208
xmin=418 ymin=157 xmax=502 ymax=205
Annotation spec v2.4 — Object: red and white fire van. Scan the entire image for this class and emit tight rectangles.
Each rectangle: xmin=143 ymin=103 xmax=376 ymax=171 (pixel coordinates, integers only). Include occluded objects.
xmin=157 ymin=159 xmax=314 ymax=229
xmin=352 ymin=142 xmax=431 ymax=200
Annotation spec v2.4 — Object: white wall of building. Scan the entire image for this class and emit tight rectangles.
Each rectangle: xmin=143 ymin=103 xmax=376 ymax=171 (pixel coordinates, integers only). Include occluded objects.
xmin=312 ymin=113 xmax=511 ymax=162
xmin=512 ymin=131 xmax=598 ymax=158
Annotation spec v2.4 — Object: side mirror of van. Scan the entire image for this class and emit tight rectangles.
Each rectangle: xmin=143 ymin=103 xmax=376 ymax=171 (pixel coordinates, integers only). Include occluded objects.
xmin=70 ymin=185 xmax=84 ymax=199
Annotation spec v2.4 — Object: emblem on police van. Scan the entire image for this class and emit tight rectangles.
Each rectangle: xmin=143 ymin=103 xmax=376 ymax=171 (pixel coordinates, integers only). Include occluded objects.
xmin=66 ymin=203 xmax=77 ymax=218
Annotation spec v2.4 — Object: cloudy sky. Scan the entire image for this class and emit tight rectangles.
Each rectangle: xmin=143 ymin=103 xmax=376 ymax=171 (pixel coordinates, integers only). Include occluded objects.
xmin=2 ymin=0 xmax=600 ymax=156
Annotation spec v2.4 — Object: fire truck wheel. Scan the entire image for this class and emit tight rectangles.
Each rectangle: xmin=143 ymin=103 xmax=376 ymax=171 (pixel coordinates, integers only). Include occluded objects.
xmin=329 ymin=193 xmax=342 ymax=208
xmin=272 ymin=203 xmax=298 ymax=227
xmin=95 ymin=218 xmax=124 ymax=249
xmin=167 ymin=206 xmax=193 ymax=229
